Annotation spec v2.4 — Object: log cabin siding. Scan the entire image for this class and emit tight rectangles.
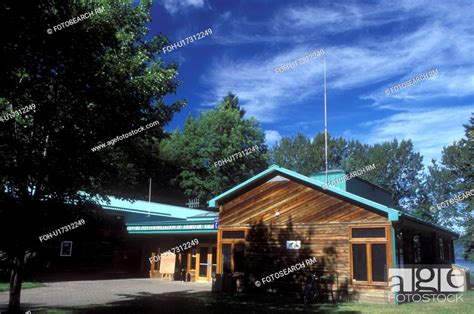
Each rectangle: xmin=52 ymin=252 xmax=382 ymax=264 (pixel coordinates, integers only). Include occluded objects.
xmin=218 ymin=176 xmax=394 ymax=303
xmin=220 ymin=179 xmax=387 ymax=227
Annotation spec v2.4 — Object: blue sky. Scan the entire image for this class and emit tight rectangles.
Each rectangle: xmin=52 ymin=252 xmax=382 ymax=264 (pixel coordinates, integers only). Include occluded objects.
xmin=151 ymin=0 xmax=473 ymax=165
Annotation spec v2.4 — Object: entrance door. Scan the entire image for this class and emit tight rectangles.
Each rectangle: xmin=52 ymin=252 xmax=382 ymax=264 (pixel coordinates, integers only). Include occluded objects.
xmin=196 ymin=245 xmax=216 ymax=281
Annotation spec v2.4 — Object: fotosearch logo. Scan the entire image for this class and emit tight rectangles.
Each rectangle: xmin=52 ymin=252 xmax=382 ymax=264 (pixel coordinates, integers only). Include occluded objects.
xmin=388 ymin=266 xmax=465 ymax=303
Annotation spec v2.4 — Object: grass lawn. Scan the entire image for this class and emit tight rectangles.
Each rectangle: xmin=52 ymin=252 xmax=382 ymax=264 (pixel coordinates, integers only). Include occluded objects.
xmin=334 ymin=290 xmax=473 ymax=313
xmin=32 ymin=289 xmax=473 ymax=314
xmin=0 ymin=281 xmax=45 ymax=292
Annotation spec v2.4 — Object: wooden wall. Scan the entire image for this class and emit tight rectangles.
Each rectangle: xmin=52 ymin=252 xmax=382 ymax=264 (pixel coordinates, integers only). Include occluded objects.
xmin=218 ymin=175 xmax=394 ymax=303
xmin=220 ymin=177 xmax=387 ymax=227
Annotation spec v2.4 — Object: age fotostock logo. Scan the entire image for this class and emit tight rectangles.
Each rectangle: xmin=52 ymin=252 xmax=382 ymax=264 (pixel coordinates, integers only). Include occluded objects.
xmin=388 ymin=267 xmax=465 ymax=303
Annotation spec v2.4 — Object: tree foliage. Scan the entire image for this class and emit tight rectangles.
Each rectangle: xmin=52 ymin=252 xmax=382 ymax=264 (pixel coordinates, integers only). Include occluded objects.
xmin=270 ymin=134 xmax=424 ymax=211
xmin=425 ymin=115 xmax=473 ymax=259
xmin=0 ymin=0 xmax=183 ymax=310
xmin=161 ymin=93 xmax=268 ymax=202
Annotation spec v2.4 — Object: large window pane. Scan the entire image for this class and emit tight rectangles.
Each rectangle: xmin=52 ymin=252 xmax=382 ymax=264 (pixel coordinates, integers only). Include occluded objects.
xmin=199 ymin=247 xmax=208 ymax=277
xmin=190 ymin=248 xmax=196 ymax=270
xmin=352 ymin=228 xmax=385 ymax=238
xmin=371 ymin=244 xmax=387 ymax=282
xmin=233 ymin=244 xmax=245 ymax=273
xmin=222 ymin=244 xmax=232 ymax=274
xmin=352 ymin=244 xmax=367 ymax=281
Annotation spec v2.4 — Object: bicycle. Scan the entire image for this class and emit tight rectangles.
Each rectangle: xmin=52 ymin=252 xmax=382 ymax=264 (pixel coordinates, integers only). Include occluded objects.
xmin=302 ymin=273 xmax=322 ymax=305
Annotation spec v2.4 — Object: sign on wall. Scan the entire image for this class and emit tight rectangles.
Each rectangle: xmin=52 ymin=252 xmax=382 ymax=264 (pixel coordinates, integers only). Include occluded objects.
xmin=159 ymin=253 xmax=176 ymax=274
xmin=127 ymin=224 xmax=214 ymax=231
xmin=286 ymin=240 xmax=301 ymax=250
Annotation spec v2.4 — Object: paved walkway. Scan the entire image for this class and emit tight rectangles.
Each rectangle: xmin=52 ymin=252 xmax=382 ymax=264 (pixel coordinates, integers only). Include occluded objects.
xmin=0 ymin=279 xmax=211 ymax=311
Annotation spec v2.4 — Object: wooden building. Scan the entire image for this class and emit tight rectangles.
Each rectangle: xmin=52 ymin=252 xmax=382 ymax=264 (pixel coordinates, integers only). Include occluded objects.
xmin=98 ymin=197 xmax=218 ymax=281
xmin=208 ymin=165 xmax=459 ymax=303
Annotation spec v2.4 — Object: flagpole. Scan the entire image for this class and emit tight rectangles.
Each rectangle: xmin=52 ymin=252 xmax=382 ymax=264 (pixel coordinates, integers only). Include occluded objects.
xmin=147 ymin=178 xmax=151 ymax=217
xmin=324 ymin=57 xmax=328 ymax=183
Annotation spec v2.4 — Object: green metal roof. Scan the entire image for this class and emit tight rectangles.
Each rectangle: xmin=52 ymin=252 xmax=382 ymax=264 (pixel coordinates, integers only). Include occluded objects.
xmin=96 ymin=195 xmax=218 ymax=234
xmin=97 ymin=195 xmax=212 ymax=220
xmin=310 ymin=170 xmax=347 ymax=190
xmin=208 ymin=165 xmax=458 ymax=236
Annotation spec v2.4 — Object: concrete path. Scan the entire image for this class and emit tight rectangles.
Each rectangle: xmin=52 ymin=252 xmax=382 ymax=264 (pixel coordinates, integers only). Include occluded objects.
xmin=0 ymin=279 xmax=211 ymax=311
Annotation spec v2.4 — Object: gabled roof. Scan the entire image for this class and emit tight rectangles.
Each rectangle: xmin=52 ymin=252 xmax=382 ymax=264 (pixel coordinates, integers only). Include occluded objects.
xmin=208 ymin=164 xmax=400 ymax=221
xmin=208 ymin=165 xmax=458 ymax=237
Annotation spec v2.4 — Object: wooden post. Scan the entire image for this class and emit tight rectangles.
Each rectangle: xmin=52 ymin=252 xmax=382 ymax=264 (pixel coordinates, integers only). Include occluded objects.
xmin=149 ymin=252 xmax=156 ymax=278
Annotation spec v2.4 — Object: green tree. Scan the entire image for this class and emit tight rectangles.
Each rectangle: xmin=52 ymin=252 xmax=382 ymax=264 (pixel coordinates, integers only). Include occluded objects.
xmin=271 ymin=133 xmax=315 ymax=175
xmin=161 ymin=93 xmax=268 ymax=202
xmin=344 ymin=139 xmax=425 ymax=211
xmin=426 ymin=116 xmax=473 ymax=259
xmin=270 ymin=132 xmax=355 ymax=176
xmin=0 ymin=1 xmax=183 ymax=311
xmin=271 ymin=134 xmax=425 ymax=212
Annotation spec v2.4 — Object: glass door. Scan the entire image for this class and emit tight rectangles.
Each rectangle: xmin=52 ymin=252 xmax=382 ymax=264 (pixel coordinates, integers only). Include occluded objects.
xmin=195 ymin=245 xmax=217 ymax=281
xmin=187 ymin=248 xmax=197 ymax=282
xmin=197 ymin=246 xmax=209 ymax=281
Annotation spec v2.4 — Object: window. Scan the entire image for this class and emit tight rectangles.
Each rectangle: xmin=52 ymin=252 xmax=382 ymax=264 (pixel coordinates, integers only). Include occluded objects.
xmin=352 ymin=244 xmax=367 ymax=281
xmin=439 ymin=238 xmax=445 ymax=261
xmin=60 ymin=241 xmax=73 ymax=257
xmin=220 ymin=229 xmax=247 ymax=274
xmin=191 ymin=248 xmax=197 ymax=270
xmin=396 ymin=230 xmax=404 ymax=267
xmin=199 ymin=247 xmax=209 ymax=277
xmin=350 ymin=226 xmax=388 ymax=284
xmin=233 ymin=244 xmax=245 ymax=272
xmin=371 ymin=244 xmax=387 ymax=281
xmin=222 ymin=231 xmax=246 ymax=239
xmin=447 ymin=241 xmax=452 ymax=262
xmin=222 ymin=244 xmax=232 ymax=274
xmin=352 ymin=228 xmax=385 ymax=238
xmin=414 ymin=235 xmax=421 ymax=263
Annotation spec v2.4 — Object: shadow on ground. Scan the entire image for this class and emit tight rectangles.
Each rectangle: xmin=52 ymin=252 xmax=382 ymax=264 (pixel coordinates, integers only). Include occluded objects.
xmin=33 ymin=291 xmax=361 ymax=314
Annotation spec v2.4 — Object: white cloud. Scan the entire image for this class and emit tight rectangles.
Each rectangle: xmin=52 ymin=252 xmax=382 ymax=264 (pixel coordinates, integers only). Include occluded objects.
xmin=161 ymin=0 xmax=206 ymax=14
xmin=203 ymin=0 xmax=473 ymax=123
xmin=352 ymin=106 xmax=472 ymax=164
xmin=265 ymin=130 xmax=282 ymax=147
xmin=202 ymin=48 xmax=326 ymax=123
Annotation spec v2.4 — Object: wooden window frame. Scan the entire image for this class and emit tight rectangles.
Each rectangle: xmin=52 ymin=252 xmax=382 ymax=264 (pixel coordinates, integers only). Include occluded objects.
xmin=217 ymin=228 xmax=248 ymax=274
xmin=349 ymin=225 xmax=391 ymax=286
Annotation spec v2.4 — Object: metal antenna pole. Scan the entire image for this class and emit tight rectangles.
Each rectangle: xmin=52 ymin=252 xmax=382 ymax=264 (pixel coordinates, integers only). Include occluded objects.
xmin=324 ymin=58 xmax=328 ymax=183
xmin=147 ymin=178 xmax=151 ymax=217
